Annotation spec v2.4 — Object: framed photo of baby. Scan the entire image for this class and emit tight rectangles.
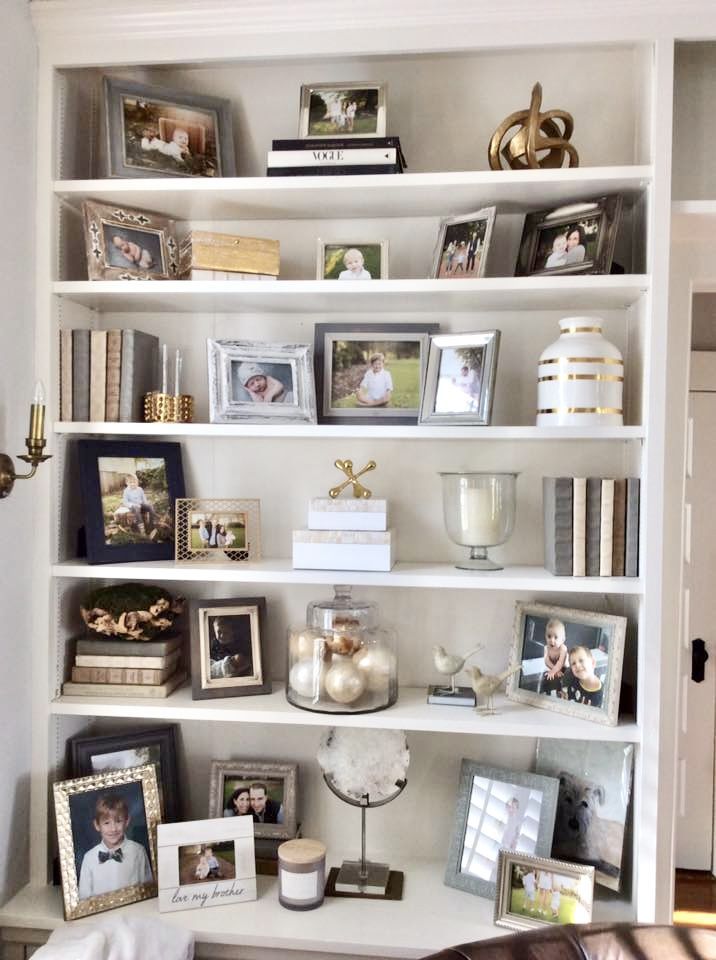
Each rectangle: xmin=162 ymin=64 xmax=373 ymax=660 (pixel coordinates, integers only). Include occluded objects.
xmin=506 ymin=602 xmax=627 ymax=726
xmin=432 ymin=207 xmax=496 ymax=279
xmin=494 ymin=851 xmax=595 ymax=932
xmin=209 ymin=759 xmax=298 ymax=840
xmin=317 ymin=239 xmax=388 ymax=280
xmin=103 ymin=77 xmax=236 ymax=178
xmin=299 ymin=82 xmax=386 ymax=138
xmin=83 ymin=200 xmax=179 ymax=281
xmin=189 ymin=596 xmax=270 ymax=700
xmin=53 ymin=764 xmax=160 ymax=920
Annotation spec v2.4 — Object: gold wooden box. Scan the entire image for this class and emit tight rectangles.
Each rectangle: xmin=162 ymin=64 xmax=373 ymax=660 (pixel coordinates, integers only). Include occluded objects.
xmin=179 ymin=230 xmax=280 ymax=277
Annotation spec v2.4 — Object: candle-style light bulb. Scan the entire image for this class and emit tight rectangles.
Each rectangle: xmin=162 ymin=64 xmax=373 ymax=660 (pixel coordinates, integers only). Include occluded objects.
xmin=33 ymin=380 xmax=46 ymax=405
xmin=29 ymin=379 xmax=46 ymax=442
xmin=161 ymin=344 xmax=168 ymax=395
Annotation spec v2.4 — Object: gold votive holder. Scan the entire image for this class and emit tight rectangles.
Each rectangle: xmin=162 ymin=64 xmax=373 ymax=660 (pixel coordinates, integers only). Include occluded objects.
xmin=143 ymin=392 xmax=194 ymax=423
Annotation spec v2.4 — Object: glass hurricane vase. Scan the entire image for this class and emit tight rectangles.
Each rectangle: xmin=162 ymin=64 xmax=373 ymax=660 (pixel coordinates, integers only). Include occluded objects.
xmin=439 ymin=471 xmax=517 ymax=571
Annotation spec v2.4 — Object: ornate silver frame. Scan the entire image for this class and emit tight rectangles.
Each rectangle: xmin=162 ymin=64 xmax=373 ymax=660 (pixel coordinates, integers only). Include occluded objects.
xmin=430 ymin=206 xmax=496 ymax=279
xmin=208 ymin=760 xmax=298 ymax=840
xmin=494 ymin=850 xmax=595 ymax=931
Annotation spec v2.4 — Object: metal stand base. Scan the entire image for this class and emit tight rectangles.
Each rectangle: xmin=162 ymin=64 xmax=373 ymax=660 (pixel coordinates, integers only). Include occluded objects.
xmin=334 ymin=859 xmax=391 ymax=896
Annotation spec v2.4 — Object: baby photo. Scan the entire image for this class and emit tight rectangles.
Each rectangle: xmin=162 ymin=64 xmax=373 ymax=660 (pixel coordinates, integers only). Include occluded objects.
xmin=190 ymin=511 xmax=246 ymax=551
xmin=319 ymin=241 xmax=386 ymax=280
xmin=434 ymin=346 xmax=485 ymax=415
xmin=97 ymin=456 xmax=172 ymax=546
xmin=230 ymin=360 xmax=297 ymax=406
xmin=120 ymin=94 xmax=221 ymax=177
xmin=202 ymin=610 xmax=257 ymax=682
xmin=179 ymin=841 xmax=236 ymax=885
xmin=302 ymin=84 xmax=383 ymax=137
xmin=533 ymin=215 xmax=601 ymax=273
xmin=102 ymin=223 xmax=165 ymax=275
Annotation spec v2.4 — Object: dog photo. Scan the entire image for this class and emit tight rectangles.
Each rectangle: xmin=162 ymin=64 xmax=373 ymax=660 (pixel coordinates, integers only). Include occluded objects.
xmin=536 ymin=739 xmax=634 ymax=890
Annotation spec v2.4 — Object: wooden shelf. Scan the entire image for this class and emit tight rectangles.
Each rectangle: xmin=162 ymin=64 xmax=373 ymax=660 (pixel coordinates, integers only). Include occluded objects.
xmin=0 ymin=872 xmax=635 ymax=959
xmin=55 ymin=165 xmax=652 ymax=221
xmin=50 ymin=683 xmax=642 ymax=741
xmin=54 ymin=421 xmax=646 ymax=440
xmin=51 ymin=559 xmax=644 ymax=594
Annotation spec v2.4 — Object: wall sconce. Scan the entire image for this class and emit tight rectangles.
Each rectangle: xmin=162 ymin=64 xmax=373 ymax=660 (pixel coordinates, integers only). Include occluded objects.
xmin=0 ymin=381 xmax=52 ymax=499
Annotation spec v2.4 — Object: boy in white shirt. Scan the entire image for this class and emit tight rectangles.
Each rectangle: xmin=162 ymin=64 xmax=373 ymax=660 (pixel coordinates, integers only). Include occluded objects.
xmin=356 ymin=352 xmax=393 ymax=407
xmin=338 ymin=248 xmax=372 ymax=280
xmin=78 ymin=793 xmax=153 ymax=900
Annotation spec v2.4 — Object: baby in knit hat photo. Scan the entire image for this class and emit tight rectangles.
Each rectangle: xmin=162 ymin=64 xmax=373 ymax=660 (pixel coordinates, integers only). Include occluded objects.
xmin=233 ymin=361 xmax=295 ymax=404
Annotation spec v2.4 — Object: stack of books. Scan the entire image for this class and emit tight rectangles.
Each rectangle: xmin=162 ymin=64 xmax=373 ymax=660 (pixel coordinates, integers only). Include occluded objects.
xmin=543 ymin=477 xmax=640 ymax=578
xmin=293 ymin=498 xmax=395 ymax=572
xmin=267 ymin=137 xmax=406 ymax=177
xmin=59 ymin=328 xmax=159 ymax=422
xmin=62 ymin=634 xmax=187 ymax=698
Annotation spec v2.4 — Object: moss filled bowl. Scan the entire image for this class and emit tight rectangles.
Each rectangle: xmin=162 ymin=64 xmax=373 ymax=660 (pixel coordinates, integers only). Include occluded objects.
xmin=80 ymin=583 xmax=185 ymax=641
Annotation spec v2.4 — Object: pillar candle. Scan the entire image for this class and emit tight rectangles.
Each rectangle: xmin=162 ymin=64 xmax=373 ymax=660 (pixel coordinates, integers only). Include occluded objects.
xmin=459 ymin=486 xmax=502 ymax=545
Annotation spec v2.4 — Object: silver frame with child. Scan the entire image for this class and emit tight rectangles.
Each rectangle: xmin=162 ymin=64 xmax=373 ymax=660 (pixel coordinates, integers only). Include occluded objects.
xmin=207 ymin=339 xmax=317 ymax=424
xmin=53 ymin=764 xmax=161 ymax=920
xmin=419 ymin=330 xmax=500 ymax=425
xmin=506 ymin=602 xmax=627 ymax=726
xmin=208 ymin=760 xmax=298 ymax=840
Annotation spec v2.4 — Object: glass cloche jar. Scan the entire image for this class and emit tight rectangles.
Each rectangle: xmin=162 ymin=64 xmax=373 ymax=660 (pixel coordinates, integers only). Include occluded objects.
xmin=286 ymin=586 xmax=398 ymax=714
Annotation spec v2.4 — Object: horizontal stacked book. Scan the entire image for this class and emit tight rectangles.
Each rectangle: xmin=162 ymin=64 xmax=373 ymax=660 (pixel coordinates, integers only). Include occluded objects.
xmin=293 ymin=498 xmax=395 ymax=571
xmin=267 ymin=137 xmax=406 ymax=176
xmin=179 ymin=230 xmax=280 ymax=281
xmin=543 ymin=476 xmax=640 ymax=577
xmin=60 ymin=328 xmax=159 ymax=422
xmin=62 ymin=634 xmax=187 ymax=698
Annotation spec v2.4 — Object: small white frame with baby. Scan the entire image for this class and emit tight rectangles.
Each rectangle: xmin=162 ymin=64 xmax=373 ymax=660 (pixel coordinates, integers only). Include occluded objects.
xmin=207 ymin=339 xmax=317 ymax=424
xmin=157 ymin=815 xmax=256 ymax=914
xmin=494 ymin=851 xmax=595 ymax=932
xmin=316 ymin=239 xmax=389 ymax=280
xmin=506 ymin=602 xmax=627 ymax=726
xmin=53 ymin=763 xmax=161 ymax=920
xmin=83 ymin=200 xmax=180 ymax=281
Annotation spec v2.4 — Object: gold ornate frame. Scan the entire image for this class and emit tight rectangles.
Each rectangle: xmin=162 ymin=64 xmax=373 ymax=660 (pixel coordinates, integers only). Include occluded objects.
xmin=53 ymin=763 xmax=161 ymax=920
xmin=175 ymin=498 xmax=261 ymax=563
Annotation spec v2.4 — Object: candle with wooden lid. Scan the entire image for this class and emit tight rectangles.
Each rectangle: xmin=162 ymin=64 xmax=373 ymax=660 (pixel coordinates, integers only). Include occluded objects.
xmin=278 ymin=838 xmax=327 ymax=910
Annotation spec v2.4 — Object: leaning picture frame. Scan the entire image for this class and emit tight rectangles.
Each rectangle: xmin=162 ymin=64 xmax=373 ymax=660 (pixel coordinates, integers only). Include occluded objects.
xmin=103 ymin=76 xmax=236 ymax=179
xmin=314 ymin=322 xmax=438 ymax=424
xmin=189 ymin=596 xmax=270 ymax=701
xmin=77 ymin=438 xmax=185 ymax=565
xmin=299 ymin=82 xmax=387 ymax=138
xmin=175 ymin=498 xmax=261 ymax=563
xmin=506 ymin=602 xmax=627 ymax=727
xmin=419 ymin=331 xmax=500 ymax=425
xmin=431 ymin=207 xmax=496 ymax=279
xmin=83 ymin=200 xmax=180 ymax=281
xmin=207 ymin=339 xmax=317 ymax=424
xmin=317 ymin=239 xmax=389 ymax=280
xmin=514 ymin=195 xmax=623 ymax=277
xmin=209 ymin=760 xmax=298 ymax=841
xmin=494 ymin=850 xmax=595 ymax=932
xmin=68 ymin=724 xmax=181 ymax=823
xmin=53 ymin=764 xmax=161 ymax=920
xmin=444 ymin=759 xmax=559 ymax=901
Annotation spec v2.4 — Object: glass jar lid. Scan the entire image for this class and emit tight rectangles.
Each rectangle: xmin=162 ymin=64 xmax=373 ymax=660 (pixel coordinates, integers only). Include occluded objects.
xmin=307 ymin=585 xmax=379 ymax=631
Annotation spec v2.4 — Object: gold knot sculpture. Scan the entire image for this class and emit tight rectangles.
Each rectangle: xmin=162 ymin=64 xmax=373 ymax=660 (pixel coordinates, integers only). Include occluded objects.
xmin=488 ymin=82 xmax=579 ymax=170
xmin=329 ymin=459 xmax=376 ymax=499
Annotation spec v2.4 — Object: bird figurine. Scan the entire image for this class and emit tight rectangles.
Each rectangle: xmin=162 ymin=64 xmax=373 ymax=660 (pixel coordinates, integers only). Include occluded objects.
xmin=432 ymin=644 xmax=484 ymax=695
xmin=465 ymin=663 xmax=522 ymax=715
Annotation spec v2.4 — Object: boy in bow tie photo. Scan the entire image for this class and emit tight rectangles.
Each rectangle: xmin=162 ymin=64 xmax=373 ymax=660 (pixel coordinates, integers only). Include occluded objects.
xmin=77 ymin=792 xmax=153 ymax=900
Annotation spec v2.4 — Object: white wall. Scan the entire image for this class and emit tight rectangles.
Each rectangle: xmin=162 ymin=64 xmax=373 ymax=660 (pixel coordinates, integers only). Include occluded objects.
xmin=0 ymin=0 xmax=36 ymax=904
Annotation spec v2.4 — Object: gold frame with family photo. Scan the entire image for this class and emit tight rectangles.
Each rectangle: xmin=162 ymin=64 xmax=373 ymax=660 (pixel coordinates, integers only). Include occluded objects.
xmin=506 ymin=601 xmax=627 ymax=726
xmin=175 ymin=498 xmax=261 ymax=563
xmin=316 ymin=239 xmax=389 ymax=280
xmin=54 ymin=764 xmax=161 ymax=920
xmin=208 ymin=760 xmax=298 ymax=840
xmin=431 ymin=207 xmax=496 ymax=279
xmin=514 ymin=195 xmax=623 ymax=277
xmin=494 ymin=851 xmax=595 ymax=932
xmin=207 ymin=338 xmax=317 ymax=424
xmin=419 ymin=330 xmax=500 ymax=425
xmin=299 ymin=82 xmax=386 ymax=138
xmin=83 ymin=200 xmax=179 ymax=281
xmin=103 ymin=76 xmax=236 ymax=179
xmin=189 ymin=596 xmax=270 ymax=701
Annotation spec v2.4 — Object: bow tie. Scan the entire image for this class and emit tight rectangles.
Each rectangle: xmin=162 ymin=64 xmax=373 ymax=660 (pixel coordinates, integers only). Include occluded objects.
xmin=98 ymin=848 xmax=123 ymax=863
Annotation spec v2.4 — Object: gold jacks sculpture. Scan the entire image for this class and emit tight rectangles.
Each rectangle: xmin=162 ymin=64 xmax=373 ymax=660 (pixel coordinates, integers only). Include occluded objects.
xmin=329 ymin=459 xmax=377 ymax=499
xmin=488 ymin=82 xmax=579 ymax=170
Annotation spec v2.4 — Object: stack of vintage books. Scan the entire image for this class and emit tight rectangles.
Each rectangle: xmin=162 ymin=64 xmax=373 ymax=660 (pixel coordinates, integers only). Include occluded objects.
xmin=267 ymin=137 xmax=406 ymax=176
xmin=292 ymin=498 xmax=395 ymax=572
xmin=60 ymin=327 xmax=159 ymax=422
xmin=543 ymin=476 xmax=640 ymax=578
xmin=179 ymin=230 xmax=280 ymax=281
xmin=62 ymin=633 xmax=187 ymax=698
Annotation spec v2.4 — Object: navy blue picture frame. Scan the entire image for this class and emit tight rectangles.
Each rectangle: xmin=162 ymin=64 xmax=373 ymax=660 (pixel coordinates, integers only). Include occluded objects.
xmin=77 ymin=439 xmax=185 ymax=565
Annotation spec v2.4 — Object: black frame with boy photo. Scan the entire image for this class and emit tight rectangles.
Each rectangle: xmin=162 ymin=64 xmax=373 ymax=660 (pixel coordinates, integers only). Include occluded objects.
xmin=189 ymin=596 xmax=270 ymax=700
xmin=506 ymin=601 xmax=627 ymax=726
xmin=77 ymin=439 xmax=185 ymax=565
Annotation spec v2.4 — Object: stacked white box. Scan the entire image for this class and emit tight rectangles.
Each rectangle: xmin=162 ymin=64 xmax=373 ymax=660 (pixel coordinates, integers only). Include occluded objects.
xmin=292 ymin=498 xmax=395 ymax=571
xmin=308 ymin=498 xmax=388 ymax=531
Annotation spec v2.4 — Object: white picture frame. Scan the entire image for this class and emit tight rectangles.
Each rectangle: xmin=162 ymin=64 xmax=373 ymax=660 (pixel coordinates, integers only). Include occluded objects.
xmin=157 ymin=816 xmax=256 ymax=913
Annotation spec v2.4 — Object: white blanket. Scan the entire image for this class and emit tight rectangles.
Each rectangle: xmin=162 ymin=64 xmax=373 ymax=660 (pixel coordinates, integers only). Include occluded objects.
xmin=31 ymin=914 xmax=194 ymax=960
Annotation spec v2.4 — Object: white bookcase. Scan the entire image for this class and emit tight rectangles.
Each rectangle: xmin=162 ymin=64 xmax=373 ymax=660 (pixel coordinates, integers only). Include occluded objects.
xmin=0 ymin=3 xmax=708 ymax=958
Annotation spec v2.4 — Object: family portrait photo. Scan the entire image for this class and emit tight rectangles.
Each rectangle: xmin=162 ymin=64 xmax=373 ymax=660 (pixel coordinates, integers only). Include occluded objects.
xmin=223 ymin=780 xmax=285 ymax=824
xmin=301 ymin=83 xmax=385 ymax=137
xmin=319 ymin=241 xmax=386 ymax=280
xmin=433 ymin=209 xmax=495 ymax=279
xmin=507 ymin=602 xmax=627 ymax=726
xmin=495 ymin=852 xmax=595 ymax=931
xmin=189 ymin=510 xmax=246 ymax=550
xmin=190 ymin=597 xmax=269 ymax=700
xmin=533 ymin=217 xmax=600 ymax=273
xmin=103 ymin=222 xmax=165 ymax=275
xmin=179 ymin=841 xmax=236 ymax=885
xmin=230 ymin=359 xmax=297 ymax=406
xmin=97 ymin=456 xmax=173 ymax=547
xmin=209 ymin=760 xmax=298 ymax=839
xmin=176 ymin=498 xmax=260 ymax=564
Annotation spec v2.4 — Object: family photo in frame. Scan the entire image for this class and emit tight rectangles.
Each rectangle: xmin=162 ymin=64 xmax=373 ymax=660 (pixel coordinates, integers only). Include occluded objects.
xmin=175 ymin=498 xmax=261 ymax=563
xmin=209 ymin=760 xmax=298 ymax=840
xmin=432 ymin=208 xmax=496 ymax=279
xmin=494 ymin=851 xmax=595 ymax=931
xmin=299 ymin=82 xmax=386 ymax=138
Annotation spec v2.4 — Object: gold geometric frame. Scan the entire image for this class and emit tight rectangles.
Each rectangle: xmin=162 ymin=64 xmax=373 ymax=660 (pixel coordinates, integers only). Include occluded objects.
xmin=53 ymin=763 xmax=161 ymax=920
xmin=175 ymin=498 xmax=261 ymax=563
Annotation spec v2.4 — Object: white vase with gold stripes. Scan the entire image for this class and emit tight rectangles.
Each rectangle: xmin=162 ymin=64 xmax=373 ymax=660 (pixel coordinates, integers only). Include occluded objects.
xmin=536 ymin=316 xmax=623 ymax=426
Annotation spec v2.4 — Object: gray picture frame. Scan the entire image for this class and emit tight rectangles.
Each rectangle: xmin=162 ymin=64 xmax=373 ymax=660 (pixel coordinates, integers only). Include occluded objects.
xmin=444 ymin=759 xmax=559 ymax=901
xmin=207 ymin=339 xmax=317 ymax=424
xmin=103 ymin=76 xmax=236 ymax=179
xmin=419 ymin=330 xmax=500 ymax=425
xmin=208 ymin=759 xmax=298 ymax=841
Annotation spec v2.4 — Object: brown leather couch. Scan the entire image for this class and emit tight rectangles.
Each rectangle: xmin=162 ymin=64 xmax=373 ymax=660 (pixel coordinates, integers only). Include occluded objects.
xmin=426 ymin=923 xmax=716 ymax=959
